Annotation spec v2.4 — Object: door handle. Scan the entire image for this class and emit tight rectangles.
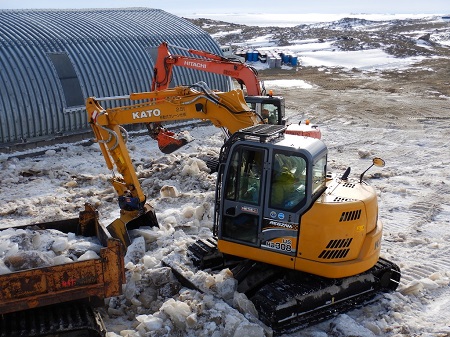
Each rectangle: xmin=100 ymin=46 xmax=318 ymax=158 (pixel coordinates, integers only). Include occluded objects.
xmin=225 ymin=207 xmax=236 ymax=216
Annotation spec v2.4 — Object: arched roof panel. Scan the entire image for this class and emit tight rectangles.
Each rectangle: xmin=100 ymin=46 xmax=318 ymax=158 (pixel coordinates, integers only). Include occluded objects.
xmin=0 ymin=8 xmax=231 ymax=145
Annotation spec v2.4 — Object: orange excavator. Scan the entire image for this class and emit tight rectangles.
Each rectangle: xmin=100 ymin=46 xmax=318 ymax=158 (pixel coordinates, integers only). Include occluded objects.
xmin=151 ymin=42 xmax=264 ymax=95
xmin=85 ymin=83 xmax=400 ymax=335
xmin=149 ymin=42 xmax=320 ymax=153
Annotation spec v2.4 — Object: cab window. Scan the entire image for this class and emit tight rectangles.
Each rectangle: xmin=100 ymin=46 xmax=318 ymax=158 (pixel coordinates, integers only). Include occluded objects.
xmin=270 ymin=153 xmax=306 ymax=210
xmin=247 ymin=102 xmax=256 ymax=110
xmin=261 ymin=103 xmax=279 ymax=125
xmin=222 ymin=147 xmax=264 ymax=244
xmin=312 ymin=155 xmax=327 ymax=195
xmin=225 ymin=148 xmax=264 ymax=205
xmin=246 ymin=102 xmax=279 ymax=125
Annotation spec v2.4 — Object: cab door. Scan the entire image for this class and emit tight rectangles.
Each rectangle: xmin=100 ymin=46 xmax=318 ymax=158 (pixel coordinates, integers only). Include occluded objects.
xmin=260 ymin=151 xmax=308 ymax=256
xmin=219 ymin=146 xmax=266 ymax=246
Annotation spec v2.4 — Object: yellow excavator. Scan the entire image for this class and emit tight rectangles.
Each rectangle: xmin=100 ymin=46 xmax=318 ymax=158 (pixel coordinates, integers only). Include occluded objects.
xmin=86 ymin=83 xmax=400 ymax=334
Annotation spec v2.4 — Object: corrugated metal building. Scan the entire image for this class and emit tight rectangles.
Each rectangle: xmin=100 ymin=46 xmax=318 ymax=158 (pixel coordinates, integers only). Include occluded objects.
xmin=0 ymin=8 xmax=231 ymax=150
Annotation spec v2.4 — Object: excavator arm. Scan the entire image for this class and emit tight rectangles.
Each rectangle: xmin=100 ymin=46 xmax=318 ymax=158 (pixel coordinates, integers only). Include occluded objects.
xmin=86 ymin=84 xmax=263 ymax=246
xmin=86 ymin=97 xmax=146 ymax=203
xmin=88 ymin=85 xmax=262 ymax=138
xmin=152 ymin=42 xmax=263 ymax=95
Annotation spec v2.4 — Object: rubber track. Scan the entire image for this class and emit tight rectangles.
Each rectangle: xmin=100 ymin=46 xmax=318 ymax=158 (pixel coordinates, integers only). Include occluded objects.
xmin=251 ymin=258 xmax=401 ymax=336
xmin=187 ymin=239 xmax=400 ymax=336
xmin=0 ymin=302 xmax=106 ymax=337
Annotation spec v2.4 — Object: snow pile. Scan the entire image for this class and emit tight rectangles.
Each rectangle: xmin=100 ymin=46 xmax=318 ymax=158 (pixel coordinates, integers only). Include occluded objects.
xmin=2 ymin=111 xmax=450 ymax=336
xmin=263 ymin=79 xmax=315 ymax=89
xmin=0 ymin=227 xmax=102 ymax=274
xmin=129 ymin=290 xmax=265 ymax=337
xmin=103 ymin=229 xmax=268 ymax=337
xmin=245 ymin=42 xmax=429 ymax=72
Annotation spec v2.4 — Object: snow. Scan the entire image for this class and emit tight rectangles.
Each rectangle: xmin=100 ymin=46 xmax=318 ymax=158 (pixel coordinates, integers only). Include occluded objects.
xmin=0 ymin=226 xmax=103 ymax=273
xmin=181 ymin=13 xmax=443 ymax=27
xmin=264 ymin=79 xmax=314 ymax=90
xmin=245 ymin=46 xmax=429 ymax=72
xmin=1 ymin=12 xmax=450 ymax=337
xmin=301 ymin=49 xmax=428 ymax=70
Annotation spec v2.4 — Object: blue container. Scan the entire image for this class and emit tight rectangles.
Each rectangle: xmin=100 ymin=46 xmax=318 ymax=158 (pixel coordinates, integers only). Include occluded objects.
xmin=291 ymin=55 xmax=298 ymax=66
xmin=247 ymin=50 xmax=257 ymax=62
xmin=252 ymin=51 xmax=259 ymax=62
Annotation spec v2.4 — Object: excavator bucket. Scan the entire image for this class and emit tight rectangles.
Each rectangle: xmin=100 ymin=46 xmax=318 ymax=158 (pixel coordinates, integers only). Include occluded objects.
xmin=125 ymin=205 xmax=159 ymax=231
xmin=157 ymin=129 xmax=190 ymax=154
xmin=107 ymin=204 xmax=159 ymax=248
xmin=107 ymin=219 xmax=131 ymax=248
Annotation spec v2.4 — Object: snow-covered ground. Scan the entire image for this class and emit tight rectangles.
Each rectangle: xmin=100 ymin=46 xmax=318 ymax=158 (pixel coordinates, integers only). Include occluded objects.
xmin=180 ymin=13 xmax=444 ymax=27
xmin=1 ymin=13 xmax=450 ymax=337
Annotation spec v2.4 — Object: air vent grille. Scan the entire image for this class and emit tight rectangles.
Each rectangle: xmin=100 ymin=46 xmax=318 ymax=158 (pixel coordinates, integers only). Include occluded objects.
xmin=333 ymin=196 xmax=357 ymax=202
xmin=339 ymin=209 xmax=362 ymax=222
xmin=342 ymin=182 xmax=356 ymax=188
xmin=318 ymin=238 xmax=353 ymax=259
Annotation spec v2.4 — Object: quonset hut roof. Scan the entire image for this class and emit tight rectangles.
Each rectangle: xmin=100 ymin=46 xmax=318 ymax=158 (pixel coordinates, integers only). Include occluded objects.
xmin=0 ymin=8 xmax=231 ymax=149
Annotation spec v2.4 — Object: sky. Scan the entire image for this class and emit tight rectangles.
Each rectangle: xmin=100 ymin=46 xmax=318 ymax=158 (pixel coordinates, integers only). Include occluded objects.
xmin=0 ymin=0 xmax=448 ymax=14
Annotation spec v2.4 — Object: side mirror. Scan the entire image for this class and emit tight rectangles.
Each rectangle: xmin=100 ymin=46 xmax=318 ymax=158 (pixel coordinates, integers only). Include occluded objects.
xmin=360 ymin=157 xmax=385 ymax=183
xmin=372 ymin=157 xmax=385 ymax=168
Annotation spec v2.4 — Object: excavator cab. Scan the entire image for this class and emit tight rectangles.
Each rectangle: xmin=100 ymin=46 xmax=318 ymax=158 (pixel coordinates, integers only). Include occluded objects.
xmin=245 ymin=95 xmax=286 ymax=126
xmin=214 ymin=124 xmax=327 ymax=268
xmin=214 ymin=124 xmax=396 ymax=277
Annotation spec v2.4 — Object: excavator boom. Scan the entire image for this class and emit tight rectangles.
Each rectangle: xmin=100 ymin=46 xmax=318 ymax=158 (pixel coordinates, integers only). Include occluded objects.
xmin=88 ymin=85 xmax=262 ymax=138
xmin=152 ymin=42 xmax=262 ymax=95
xmin=150 ymin=42 xmax=294 ymax=131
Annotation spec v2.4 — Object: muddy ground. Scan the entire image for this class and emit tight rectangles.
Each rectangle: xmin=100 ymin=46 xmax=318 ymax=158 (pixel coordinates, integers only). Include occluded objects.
xmin=258 ymin=57 xmax=450 ymax=129
xmin=188 ymin=16 xmax=450 ymax=128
